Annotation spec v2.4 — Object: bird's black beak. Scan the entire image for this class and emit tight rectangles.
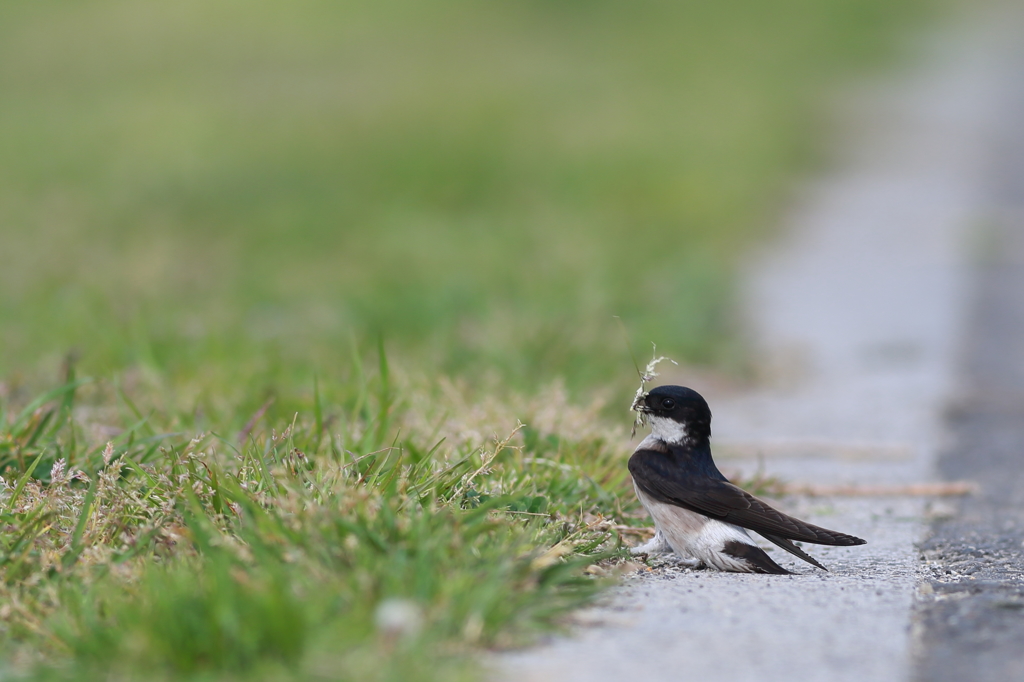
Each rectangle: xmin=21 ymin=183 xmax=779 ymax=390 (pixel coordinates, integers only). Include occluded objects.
xmin=630 ymin=392 xmax=652 ymax=413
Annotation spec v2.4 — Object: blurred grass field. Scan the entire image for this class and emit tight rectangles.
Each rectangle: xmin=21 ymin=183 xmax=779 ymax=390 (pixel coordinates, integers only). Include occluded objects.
xmin=0 ymin=1 xmax=941 ymax=680
xmin=0 ymin=0 xmax=939 ymax=398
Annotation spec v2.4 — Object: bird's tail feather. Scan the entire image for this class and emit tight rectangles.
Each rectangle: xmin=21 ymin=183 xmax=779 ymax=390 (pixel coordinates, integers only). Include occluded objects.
xmin=762 ymin=533 xmax=828 ymax=571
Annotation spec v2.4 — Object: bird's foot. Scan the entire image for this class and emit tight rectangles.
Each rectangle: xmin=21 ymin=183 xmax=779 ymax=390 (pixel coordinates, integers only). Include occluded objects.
xmin=670 ymin=556 xmax=707 ymax=569
xmin=630 ymin=530 xmax=705 ymax=569
xmin=630 ymin=529 xmax=673 ymax=556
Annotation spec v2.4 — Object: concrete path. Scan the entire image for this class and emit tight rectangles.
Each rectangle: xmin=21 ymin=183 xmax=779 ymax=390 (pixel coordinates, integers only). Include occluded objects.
xmin=497 ymin=7 xmax=1023 ymax=682
xmin=912 ymin=29 xmax=1024 ymax=682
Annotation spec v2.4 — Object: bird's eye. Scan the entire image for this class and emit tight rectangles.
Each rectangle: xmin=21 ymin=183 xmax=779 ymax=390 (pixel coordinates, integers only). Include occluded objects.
xmin=661 ymin=398 xmax=675 ymax=409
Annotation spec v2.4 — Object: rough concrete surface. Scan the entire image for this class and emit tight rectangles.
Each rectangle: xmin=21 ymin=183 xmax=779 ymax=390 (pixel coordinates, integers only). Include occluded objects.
xmin=496 ymin=7 xmax=1024 ymax=682
xmin=911 ymin=34 xmax=1024 ymax=681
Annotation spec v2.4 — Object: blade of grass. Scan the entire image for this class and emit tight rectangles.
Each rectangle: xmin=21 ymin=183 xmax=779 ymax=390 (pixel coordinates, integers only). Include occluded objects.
xmin=10 ymin=379 xmax=91 ymax=434
xmin=61 ymin=478 xmax=98 ymax=569
xmin=5 ymin=450 xmax=47 ymax=512
xmin=313 ymin=374 xmax=324 ymax=446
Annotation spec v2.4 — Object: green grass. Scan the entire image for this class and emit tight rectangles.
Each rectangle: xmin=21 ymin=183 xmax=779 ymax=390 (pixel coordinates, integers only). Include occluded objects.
xmin=2 ymin=367 xmax=631 ymax=681
xmin=0 ymin=0 xmax=944 ymax=680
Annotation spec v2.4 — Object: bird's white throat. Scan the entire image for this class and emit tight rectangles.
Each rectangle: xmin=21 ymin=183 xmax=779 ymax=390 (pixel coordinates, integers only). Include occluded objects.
xmin=647 ymin=414 xmax=691 ymax=444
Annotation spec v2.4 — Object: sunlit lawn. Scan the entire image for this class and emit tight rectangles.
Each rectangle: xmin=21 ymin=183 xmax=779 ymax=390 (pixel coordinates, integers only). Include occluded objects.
xmin=0 ymin=1 xmax=940 ymax=680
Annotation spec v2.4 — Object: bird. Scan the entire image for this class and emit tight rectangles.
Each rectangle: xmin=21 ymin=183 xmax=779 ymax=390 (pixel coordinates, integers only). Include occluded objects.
xmin=628 ymin=384 xmax=866 ymax=574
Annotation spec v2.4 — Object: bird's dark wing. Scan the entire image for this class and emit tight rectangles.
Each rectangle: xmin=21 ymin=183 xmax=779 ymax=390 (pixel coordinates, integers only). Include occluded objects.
xmin=629 ymin=448 xmax=866 ymax=547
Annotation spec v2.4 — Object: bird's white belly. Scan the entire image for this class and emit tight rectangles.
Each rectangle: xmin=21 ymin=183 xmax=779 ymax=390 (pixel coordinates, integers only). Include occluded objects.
xmin=634 ymin=484 xmax=760 ymax=572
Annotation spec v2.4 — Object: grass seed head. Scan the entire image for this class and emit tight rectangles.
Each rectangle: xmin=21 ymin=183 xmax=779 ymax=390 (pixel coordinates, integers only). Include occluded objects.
xmin=629 ymin=346 xmax=678 ymax=437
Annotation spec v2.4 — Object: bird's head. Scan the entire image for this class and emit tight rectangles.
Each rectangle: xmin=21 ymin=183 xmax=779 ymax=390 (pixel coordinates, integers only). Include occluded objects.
xmin=631 ymin=384 xmax=712 ymax=444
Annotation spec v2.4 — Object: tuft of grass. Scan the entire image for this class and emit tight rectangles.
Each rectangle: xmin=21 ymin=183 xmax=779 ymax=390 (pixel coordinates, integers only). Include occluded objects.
xmin=0 ymin=366 xmax=636 ymax=682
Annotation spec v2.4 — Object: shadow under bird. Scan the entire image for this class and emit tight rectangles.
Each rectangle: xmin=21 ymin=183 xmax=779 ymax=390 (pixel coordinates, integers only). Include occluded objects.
xmin=629 ymin=385 xmax=866 ymax=574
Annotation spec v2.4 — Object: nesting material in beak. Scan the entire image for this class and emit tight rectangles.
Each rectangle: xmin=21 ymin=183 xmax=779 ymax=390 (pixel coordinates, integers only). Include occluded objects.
xmin=629 ymin=349 xmax=677 ymax=437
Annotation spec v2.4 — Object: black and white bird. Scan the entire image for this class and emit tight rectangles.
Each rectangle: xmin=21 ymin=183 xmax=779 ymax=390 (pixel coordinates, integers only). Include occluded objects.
xmin=629 ymin=385 xmax=866 ymax=574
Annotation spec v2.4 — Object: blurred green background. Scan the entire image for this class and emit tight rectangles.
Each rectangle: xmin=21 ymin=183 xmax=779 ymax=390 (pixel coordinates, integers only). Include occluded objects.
xmin=0 ymin=0 xmax=938 ymax=403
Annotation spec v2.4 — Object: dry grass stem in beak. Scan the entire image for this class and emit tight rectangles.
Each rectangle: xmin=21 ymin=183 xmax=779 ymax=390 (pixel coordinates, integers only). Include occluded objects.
xmin=629 ymin=347 xmax=677 ymax=437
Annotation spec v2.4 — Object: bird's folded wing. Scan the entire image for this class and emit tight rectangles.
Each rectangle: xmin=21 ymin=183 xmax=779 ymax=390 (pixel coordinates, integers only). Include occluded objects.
xmin=629 ymin=449 xmax=865 ymax=546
